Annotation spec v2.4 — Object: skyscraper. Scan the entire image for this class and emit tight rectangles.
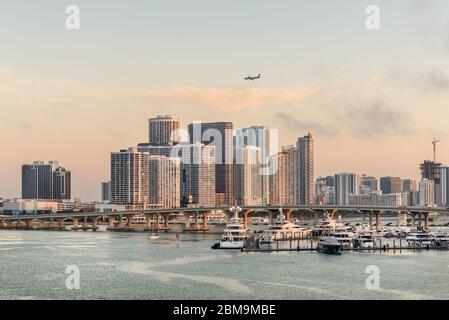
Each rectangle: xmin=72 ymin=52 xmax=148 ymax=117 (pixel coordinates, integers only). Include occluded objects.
xmin=420 ymin=160 xmax=442 ymax=205
xmin=188 ymin=122 xmax=233 ymax=205
xmin=235 ymin=125 xmax=276 ymax=205
xmin=360 ymin=175 xmax=378 ymax=192
xmin=297 ymin=133 xmax=314 ymax=205
xmin=22 ymin=161 xmax=71 ymax=200
xmin=269 ymin=145 xmax=298 ymax=205
xmin=403 ymin=179 xmax=419 ymax=192
xmin=149 ymin=156 xmax=181 ymax=208
xmin=234 ymin=146 xmax=261 ymax=206
xmin=148 ymin=115 xmax=181 ymax=145
xmin=440 ymin=167 xmax=449 ymax=206
xmin=419 ymin=178 xmax=435 ymax=206
xmin=52 ymin=167 xmax=71 ymax=200
xmin=380 ymin=177 xmax=403 ymax=194
xmin=335 ymin=173 xmax=359 ymax=205
xmin=101 ymin=181 xmax=111 ymax=202
xmin=111 ymin=148 xmax=149 ymax=209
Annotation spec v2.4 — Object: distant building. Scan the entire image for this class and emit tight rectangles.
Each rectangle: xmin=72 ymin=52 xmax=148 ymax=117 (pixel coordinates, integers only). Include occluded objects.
xmin=380 ymin=177 xmax=402 ymax=195
xmin=420 ymin=160 xmax=442 ymax=205
xmin=148 ymin=115 xmax=181 ymax=145
xmin=441 ymin=167 xmax=449 ymax=206
xmin=315 ymin=176 xmax=335 ymax=205
xmin=335 ymin=173 xmax=359 ymax=205
xmin=101 ymin=181 xmax=111 ymax=203
xmin=235 ymin=125 xmax=276 ymax=205
xmin=360 ymin=175 xmax=378 ymax=192
xmin=1 ymin=199 xmax=59 ymax=215
xmin=110 ymin=148 xmax=149 ymax=209
xmin=297 ymin=133 xmax=314 ymax=205
xmin=234 ymin=146 xmax=261 ymax=206
xmin=22 ymin=161 xmax=71 ymax=200
xmin=188 ymin=122 xmax=234 ymax=205
xmin=403 ymin=179 xmax=419 ymax=192
xmin=349 ymin=193 xmax=408 ymax=207
xmin=149 ymin=156 xmax=181 ymax=209
xmin=419 ymin=178 xmax=435 ymax=206
xmin=269 ymin=145 xmax=298 ymax=205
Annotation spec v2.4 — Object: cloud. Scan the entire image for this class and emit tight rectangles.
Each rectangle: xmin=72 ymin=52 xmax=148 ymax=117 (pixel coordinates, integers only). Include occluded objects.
xmin=86 ymin=85 xmax=316 ymax=110
xmin=274 ymin=112 xmax=337 ymax=136
xmin=422 ymin=69 xmax=449 ymax=90
xmin=343 ymin=101 xmax=414 ymax=137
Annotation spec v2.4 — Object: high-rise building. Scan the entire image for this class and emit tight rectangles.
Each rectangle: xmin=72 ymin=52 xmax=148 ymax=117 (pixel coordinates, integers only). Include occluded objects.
xmin=22 ymin=161 xmax=71 ymax=200
xmin=149 ymin=156 xmax=181 ymax=208
xmin=148 ymin=115 xmax=181 ymax=145
xmin=52 ymin=167 xmax=71 ymax=200
xmin=440 ymin=167 xmax=449 ymax=206
xmin=178 ymin=143 xmax=216 ymax=207
xmin=234 ymin=125 xmax=277 ymax=205
xmin=420 ymin=160 xmax=442 ymax=205
xmin=101 ymin=181 xmax=111 ymax=203
xmin=419 ymin=178 xmax=435 ymax=206
xmin=380 ymin=177 xmax=403 ymax=195
xmin=335 ymin=173 xmax=359 ymax=205
xmin=234 ymin=146 xmax=261 ymax=206
xmin=188 ymin=122 xmax=233 ymax=205
xmin=270 ymin=145 xmax=298 ymax=205
xmin=111 ymin=148 xmax=149 ymax=209
xmin=360 ymin=175 xmax=378 ymax=192
xmin=315 ymin=177 xmax=334 ymax=205
xmin=297 ymin=133 xmax=314 ymax=205
xmin=403 ymin=179 xmax=419 ymax=192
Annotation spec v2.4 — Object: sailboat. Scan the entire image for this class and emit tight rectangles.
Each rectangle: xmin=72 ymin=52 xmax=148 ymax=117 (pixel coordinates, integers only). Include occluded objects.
xmin=149 ymin=214 xmax=159 ymax=239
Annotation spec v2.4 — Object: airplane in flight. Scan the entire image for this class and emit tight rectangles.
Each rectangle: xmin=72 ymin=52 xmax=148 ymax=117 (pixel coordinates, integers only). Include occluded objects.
xmin=244 ymin=73 xmax=261 ymax=81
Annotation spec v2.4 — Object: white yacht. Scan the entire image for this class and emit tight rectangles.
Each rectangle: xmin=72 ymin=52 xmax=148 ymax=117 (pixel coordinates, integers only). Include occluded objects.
xmin=434 ymin=231 xmax=449 ymax=247
xmin=352 ymin=231 xmax=375 ymax=248
xmin=330 ymin=226 xmax=354 ymax=248
xmin=387 ymin=226 xmax=410 ymax=238
xmin=312 ymin=213 xmax=344 ymax=237
xmin=258 ymin=217 xmax=311 ymax=248
xmin=212 ymin=213 xmax=250 ymax=249
xmin=406 ymin=230 xmax=435 ymax=247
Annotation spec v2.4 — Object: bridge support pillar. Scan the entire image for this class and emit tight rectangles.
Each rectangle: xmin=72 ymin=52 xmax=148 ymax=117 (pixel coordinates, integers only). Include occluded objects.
xmin=108 ymin=217 xmax=115 ymax=228
xmin=410 ymin=212 xmax=415 ymax=228
xmin=57 ymin=218 xmax=65 ymax=228
xmin=243 ymin=210 xmax=249 ymax=229
xmin=73 ymin=218 xmax=79 ymax=227
xmin=418 ymin=213 xmax=422 ymax=228
xmin=362 ymin=212 xmax=366 ymax=224
xmin=375 ymin=211 xmax=382 ymax=229
xmin=286 ymin=209 xmax=293 ymax=222
xmin=203 ymin=212 xmax=209 ymax=229
xmin=424 ymin=213 xmax=430 ymax=230
xmin=369 ymin=211 xmax=373 ymax=228
xmin=313 ymin=211 xmax=318 ymax=226
xmin=26 ymin=219 xmax=33 ymax=229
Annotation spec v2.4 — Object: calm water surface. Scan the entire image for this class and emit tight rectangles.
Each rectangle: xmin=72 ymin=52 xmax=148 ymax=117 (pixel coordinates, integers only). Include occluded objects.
xmin=1 ymin=228 xmax=448 ymax=300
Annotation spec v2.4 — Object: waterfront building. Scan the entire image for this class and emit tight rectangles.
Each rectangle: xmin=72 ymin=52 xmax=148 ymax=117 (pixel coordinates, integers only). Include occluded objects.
xmin=419 ymin=178 xmax=435 ymax=206
xmin=380 ymin=176 xmax=403 ymax=195
xmin=0 ymin=199 xmax=59 ymax=215
xmin=22 ymin=161 xmax=71 ymax=200
xmin=234 ymin=146 xmax=261 ymax=206
xmin=334 ymin=173 xmax=359 ymax=205
xmin=297 ymin=133 xmax=314 ymax=205
xmin=101 ymin=181 xmax=111 ymax=203
xmin=148 ymin=115 xmax=181 ymax=146
xmin=149 ymin=156 xmax=181 ymax=208
xmin=420 ymin=160 xmax=442 ymax=205
xmin=188 ymin=122 xmax=234 ymax=205
xmin=269 ymin=145 xmax=298 ymax=205
xmin=235 ymin=125 xmax=276 ymax=205
xmin=441 ymin=167 xmax=449 ymax=206
xmin=349 ymin=193 xmax=408 ymax=207
xmin=110 ymin=148 xmax=149 ymax=209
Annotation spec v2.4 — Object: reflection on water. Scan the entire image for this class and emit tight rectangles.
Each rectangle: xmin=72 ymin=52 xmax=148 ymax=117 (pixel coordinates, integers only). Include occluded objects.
xmin=0 ymin=229 xmax=449 ymax=300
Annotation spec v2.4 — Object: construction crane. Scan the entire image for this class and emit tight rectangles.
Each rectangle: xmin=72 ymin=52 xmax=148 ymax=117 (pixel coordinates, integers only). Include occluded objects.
xmin=432 ymin=138 xmax=440 ymax=163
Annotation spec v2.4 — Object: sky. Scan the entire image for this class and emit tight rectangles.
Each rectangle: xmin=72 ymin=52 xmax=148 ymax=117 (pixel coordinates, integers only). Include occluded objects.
xmin=2 ymin=0 xmax=449 ymax=201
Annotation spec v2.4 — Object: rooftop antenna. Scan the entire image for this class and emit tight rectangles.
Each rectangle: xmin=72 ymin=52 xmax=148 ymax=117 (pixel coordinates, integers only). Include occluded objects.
xmin=432 ymin=138 xmax=440 ymax=163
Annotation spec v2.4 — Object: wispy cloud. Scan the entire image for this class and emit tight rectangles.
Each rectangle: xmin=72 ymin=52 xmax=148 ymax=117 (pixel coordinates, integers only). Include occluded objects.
xmin=421 ymin=68 xmax=449 ymax=90
xmin=342 ymin=101 xmax=414 ymax=137
xmin=86 ymin=85 xmax=316 ymax=111
xmin=274 ymin=112 xmax=337 ymax=136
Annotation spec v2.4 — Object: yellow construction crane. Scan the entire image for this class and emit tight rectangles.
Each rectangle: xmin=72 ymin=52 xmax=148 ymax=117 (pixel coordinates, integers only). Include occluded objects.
xmin=432 ymin=138 xmax=440 ymax=163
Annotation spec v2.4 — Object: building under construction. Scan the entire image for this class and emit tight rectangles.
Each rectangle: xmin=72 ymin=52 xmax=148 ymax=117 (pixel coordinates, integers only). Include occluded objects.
xmin=420 ymin=160 xmax=442 ymax=205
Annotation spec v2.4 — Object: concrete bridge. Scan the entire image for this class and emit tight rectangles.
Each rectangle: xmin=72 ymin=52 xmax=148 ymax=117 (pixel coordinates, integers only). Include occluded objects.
xmin=0 ymin=205 xmax=448 ymax=232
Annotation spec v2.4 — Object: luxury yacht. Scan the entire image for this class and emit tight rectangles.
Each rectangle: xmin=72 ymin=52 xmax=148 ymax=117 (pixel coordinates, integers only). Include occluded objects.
xmin=317 ymin=236 xmax=342 ymax=255
xmin=312 ymin=213 xmax=344 ymax=237
xmin=212 ymin=213 xmax=250 ymax=249
xmin=352 ymin=231 xmax=375 ymax=248
xmin=405 ymin=230 xmax=435 ymax=247
xmin=330 ymin=226 xmax=354 ymax=248
xmin=258 ymin=215 xmax=311 ymax=249
xmin=433 ymin=231 xmax=449 ymax=247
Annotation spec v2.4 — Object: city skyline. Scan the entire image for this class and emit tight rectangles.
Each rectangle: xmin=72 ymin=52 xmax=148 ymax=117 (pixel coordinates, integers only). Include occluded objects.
xmin=3 ymin=0 xmax=449 ymax=200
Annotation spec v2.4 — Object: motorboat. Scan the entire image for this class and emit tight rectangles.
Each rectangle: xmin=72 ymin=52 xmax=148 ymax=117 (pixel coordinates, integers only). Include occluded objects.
xmin=330 ymin=226 xmax=354 ymax=248
xmin=317 ymin=236 xmax=342 ymax=255
xmin=405 ymin=230 xmax=435 ymax=247
xmin=352 ymin=231 xmax=375 ymax=248
xmin=312 ymin=213 xmax=344 ymax=237
xmin=433 ymin=231 xmax=449 ymax=247
xmin=212 ymin=213 xmax=250 ymax=249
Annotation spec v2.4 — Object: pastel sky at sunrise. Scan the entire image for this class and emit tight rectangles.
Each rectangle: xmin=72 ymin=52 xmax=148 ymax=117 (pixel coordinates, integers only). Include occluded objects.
xmin=2 ymin=0 xmax=449 ymax=200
